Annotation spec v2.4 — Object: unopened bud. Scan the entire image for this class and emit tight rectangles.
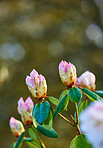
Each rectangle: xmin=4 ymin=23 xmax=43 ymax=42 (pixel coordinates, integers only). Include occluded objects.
xmin=59 ymin=60 xmax=76 ymax=87
xmin=18 ymin=97 xmax=34 ymax=124
xmin=26 ymin=69 xmax=47 ymax=98
xmin=9 ymin=117 xmax=25 ymax=138
xmin=76 ymin=71 xmax=96 ymax=91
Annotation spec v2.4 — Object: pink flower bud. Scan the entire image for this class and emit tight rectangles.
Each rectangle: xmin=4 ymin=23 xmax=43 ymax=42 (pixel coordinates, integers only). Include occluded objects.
xmin=59 ymin=60 xmax=76 ymax=87
xmin=76 ymin=71 xmax=96 ymax=91
xmin=18 ymin=97 xmax=34 ymax=124
xmin=9 ymin=117 xmax=25 ymax=138
xmin=80 ymin=101 xmax=103 ymax=148
xmin=26 ymin=69 xmax=47 ymax=98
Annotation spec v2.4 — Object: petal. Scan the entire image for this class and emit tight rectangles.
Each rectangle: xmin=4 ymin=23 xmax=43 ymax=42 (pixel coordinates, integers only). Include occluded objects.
xmin=9 ymin=117 xmax=16 ymax=126
xmin=26 ymin=76 xmax=35 ymax=88
xmin=25 ymin=97 xmax=34 ymax=108
xmin=30 ymin=69 xmax=38 ymax=80
xmin=18 ymin=97 xmax=24 ymax=113
xmin=38 ymin=74 xmax=45 ymax=86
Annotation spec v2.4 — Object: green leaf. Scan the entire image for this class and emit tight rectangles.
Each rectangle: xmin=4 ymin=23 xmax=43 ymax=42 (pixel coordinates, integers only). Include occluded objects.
xmin=95 ymin=90 xmax=103 ymax=97
xmin=42 ymin=110 xmax=53 ymax=130
xmin=59 ymin=90 xmax=68 ymax=101
xmin=28 ymin=127 xmax=38 ymax=141
xmin=26 ymin=141 xmax=41 ymax=148
xmin=15 ymin=132 xmax=25 ymax=148
xmin=37 ymin=125 xmax=58 ymax=138
xmin=32 ymin=111 xmax=39 ymax=128
xmin=59 ymin=90 xmax=69 ymax=111
xmin=82 ymin=88 xmax=102 ymax=101
xmin=70 ymin=134 xmax=92 ymax=148
xmin=24 ymin=138 xmax=32 ymax=142
xmin=11 ymin=142 xmax=16 ymax=148
xmin=48 ymin=96 xmax=59 ymax=106
xmin=53 ymin=94 xmax=69 ymax=119
xmin=68 ymin=87 xmax=82 ymax=103
xmin=24 ymin=132 xmax=41 ymax=148
xmin=33 ymin=101 xmax=50 ymax=124
xmin=60 ymin=95 xmax=69 ymax=112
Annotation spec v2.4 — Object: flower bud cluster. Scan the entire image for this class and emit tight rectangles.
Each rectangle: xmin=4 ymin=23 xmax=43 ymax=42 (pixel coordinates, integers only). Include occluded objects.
xmin=9 ymin=62 xmax=96 ymax=139
xmin=9 ymin=97 xmax=34 ymax=137
xmin=59 ymin=60 xmax=96 ymax=91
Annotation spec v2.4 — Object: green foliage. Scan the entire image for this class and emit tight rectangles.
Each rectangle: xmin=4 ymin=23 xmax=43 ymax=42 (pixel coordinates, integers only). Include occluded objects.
xmin=82 ymin=88 xmax=102 ymax=101
xmin=24 ymin=138 xmax=32 ymax=142
xmin=25 ymin=140 xmax=41 ymax=148
xmin=11 ymin=142 xmax=16 ymax=148
xmin=59 ymin=90 xmax=68 ymax=101
xmin=53 ymin=94 xmax=69 ymax=119
xmin=10 ymin=62 xmax=103 ymax=148
xmin=28 ymin=127 xmax=38 ymax=141
xmin=95 ymin=90 xmax=103 ymax=97
xmin=59 ymin=90 xmax=69 ymax=111
xmin=70 ymin=134 xmax=92 ymax=148
xmin=15 ymin=132 xmax=25 ymax=148
xmin=26 ymin=127 xmax=41 ymax=148
xmin=47 ymin=96 xmax=59 ymax=106
xmin=33 ymin=101 xmax=50 ymax=124
xmin=32 ymin=112 xmax=39 ymax=128
xmin=68 ymin=87 xmax=82 ymax=103
xmin=42 ymin=110 xmax=53 ymax=130
xmin=37 ymin=125 xmax=58 ymax=138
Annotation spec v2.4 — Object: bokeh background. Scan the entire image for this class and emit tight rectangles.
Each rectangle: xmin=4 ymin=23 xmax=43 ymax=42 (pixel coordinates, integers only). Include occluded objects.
xmin=0 ymin=0 xmax=103 ymax=147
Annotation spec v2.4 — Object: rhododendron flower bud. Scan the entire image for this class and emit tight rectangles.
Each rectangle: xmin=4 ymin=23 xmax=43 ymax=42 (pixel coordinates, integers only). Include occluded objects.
xmin=9 ymin=117 xmax=25 ymax=138
xmin=80 ymin=101 xmax=103 ymax=148
xmin=26 ymin=69 xmax=47 ymax=98
xmin=76 ymin=71 xmax=96 ymax=91
xmin=18 ymin=97 xmax=34 ymax=124
xmin=59 ymin=60 xmax=76 ymax=87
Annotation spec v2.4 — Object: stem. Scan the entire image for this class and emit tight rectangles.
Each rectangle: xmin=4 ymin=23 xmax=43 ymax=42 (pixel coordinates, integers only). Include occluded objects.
xmin=36 ymin=98 xmax=42 ymax=104
xmin=26 ymin=141 xmax=38 ymax=148
xmin=51 ymin=108 xmax=75 ymax=126
xmin=76 ymin=124 xmax=81 ymax=135
xmin=69 ymin=113 xmax=76 ymax=124
xmin=51 ymin=107 xmax=81 ymax=135
xmin=75 ymin=103 xmax=81 ymax=135
xmin=31 ymin=125 xmax=46 ymax=148
xmin=25 ymin=125 xmax=32 ymax=131
xmin=39 ymin=139 xmax=46 ymax=148
xmin=58 ymin=113 xmax=75 ymax=126
xmin=75 ymin=103 xmax=79 ymax=124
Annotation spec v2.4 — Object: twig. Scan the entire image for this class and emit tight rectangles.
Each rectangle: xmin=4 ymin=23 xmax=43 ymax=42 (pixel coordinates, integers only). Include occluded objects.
xmin=69 ymin=113 xmax=76 ymax=124
xmin=58 ymin=113 xmax=75 ymax=126
xmin=39 ymin=139 xmax=46 ymax=148
xmin=51 ymin=108 xmax=75 ymax=126
xmin=76 ymin=124 xmax=81 ymax=135
xmin=75 ymin=103 xmax=81 ymax=135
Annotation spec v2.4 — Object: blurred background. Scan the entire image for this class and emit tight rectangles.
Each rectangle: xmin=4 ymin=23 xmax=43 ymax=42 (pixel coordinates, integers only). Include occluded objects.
xmin=0 ymin=0 xmax=103 ymax=147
